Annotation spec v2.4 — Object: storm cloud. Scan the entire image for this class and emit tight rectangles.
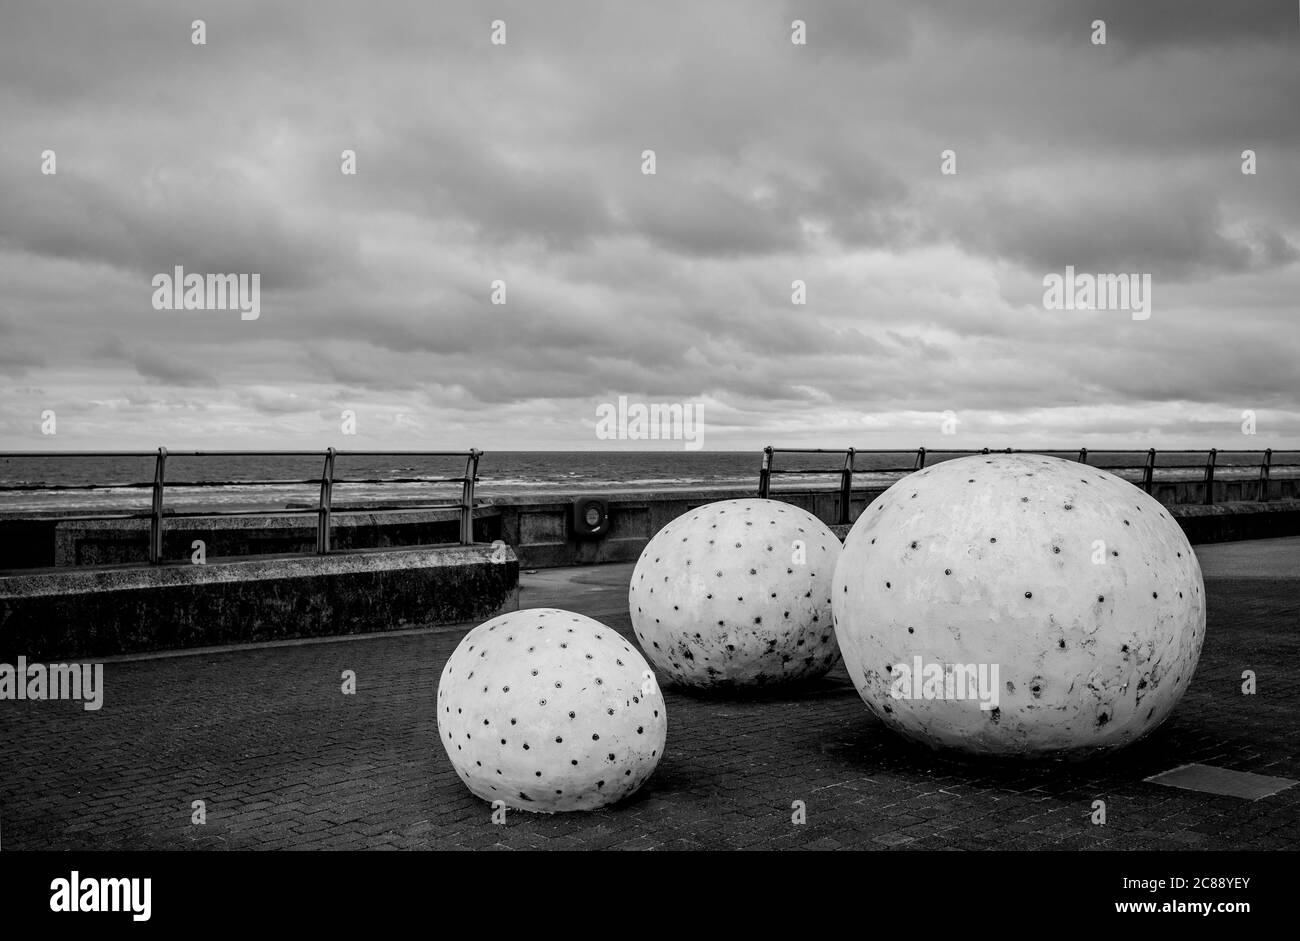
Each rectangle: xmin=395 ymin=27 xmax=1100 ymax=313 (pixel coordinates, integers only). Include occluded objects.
xmin=0 ymin=0 xmax=1296 ymax=450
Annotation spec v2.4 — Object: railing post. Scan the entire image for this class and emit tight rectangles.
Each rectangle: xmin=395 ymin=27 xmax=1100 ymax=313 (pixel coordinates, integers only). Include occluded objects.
xmin=1077 ymin=447 xmax=1088 ymax=465
xmin=1203 ymin=448 xmax=1217 ymax=505
xmin=915 ymin=446 xmax=927 ymax=470
xmin=460 ymin=449 xmax=480 ymax=545
xmin=1142 ymin=448 xmax=1155 ymax=494
xmin=758 ymin=446 xmax=773 ymax=498
xmin=316 ymin=447 xmax=336 ymax=554
xmin=1258 ymin=448 xmax=1272 ymax=503
xmin=839 ymin=448 xmax=856 ymax=525
xmin=149 ymin=447 xmax=167 ymax=564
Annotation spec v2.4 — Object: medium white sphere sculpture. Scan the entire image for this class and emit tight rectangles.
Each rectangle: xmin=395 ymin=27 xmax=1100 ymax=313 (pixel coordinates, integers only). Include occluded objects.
xmin=832 ymin=454 xmax=1205 ymax=758
xmin=437 ymin=608 xmax=666 ymax=812
xmin=629 ymin=498 xmax=842 ymax=688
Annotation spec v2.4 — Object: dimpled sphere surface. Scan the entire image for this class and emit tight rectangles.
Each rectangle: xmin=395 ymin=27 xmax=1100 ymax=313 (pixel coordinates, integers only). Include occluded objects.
xmin=630 ymin=499 xmax=842 ymax=688
xmin=436 ymin=609 xmax=666 ymax=812
xmin=832 ymin=454 xmax=1205 ymax=758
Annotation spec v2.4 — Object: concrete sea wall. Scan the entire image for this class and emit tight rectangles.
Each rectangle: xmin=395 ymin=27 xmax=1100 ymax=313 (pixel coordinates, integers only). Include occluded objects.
xmin=0 ymin=544 xmax=519 ymax=660
xmin=2 ymin=478 xmax=1297 ymax=659
xmin=3 ymin=477 xmax=1299 ymax=572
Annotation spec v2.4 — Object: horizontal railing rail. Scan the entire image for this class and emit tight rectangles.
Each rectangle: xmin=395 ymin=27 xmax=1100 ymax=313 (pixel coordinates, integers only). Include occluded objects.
xmin=758 ymin=446 xmax=1300 ymax=523
xmin=0 ymin=448 xmax=482 ymax=564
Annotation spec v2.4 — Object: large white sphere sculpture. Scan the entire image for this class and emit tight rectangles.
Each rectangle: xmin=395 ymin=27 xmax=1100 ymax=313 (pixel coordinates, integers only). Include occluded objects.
xmin=630 ymin=498 xmax=842 ymax=689
xmin=437 ymin=608 xmax=667 ymax=811
xmin=832 ymin=454 xmax=1205 ymax=758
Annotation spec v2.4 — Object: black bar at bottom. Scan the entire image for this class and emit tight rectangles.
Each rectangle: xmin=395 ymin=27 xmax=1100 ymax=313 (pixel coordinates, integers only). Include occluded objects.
xmin=0 ymin=850 xmax=1286 ymax=929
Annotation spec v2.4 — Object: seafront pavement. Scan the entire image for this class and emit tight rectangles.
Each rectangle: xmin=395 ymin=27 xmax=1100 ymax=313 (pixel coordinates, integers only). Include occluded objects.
xmin=1 ymin=538 xmax=1297 ymax=850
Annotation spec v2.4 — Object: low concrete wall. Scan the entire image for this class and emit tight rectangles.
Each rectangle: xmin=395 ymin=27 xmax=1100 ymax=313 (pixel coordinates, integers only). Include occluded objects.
xmin=491 ymin=485 xmax=1300 ymax=568
xmin=491 ymin=491 xmax=755 ymax=568
xmin=0 ymin=544 xmax=519 ymax=660
xmin=1168 ymin=500 xmax=1300 ymax=545
xmin=489 ymin=486 xmax=891 ymax=568
xmin=4 ymin=476 xmax=1299 ymax=574
xmin=48 ymin=508 xmax=503 ymax=567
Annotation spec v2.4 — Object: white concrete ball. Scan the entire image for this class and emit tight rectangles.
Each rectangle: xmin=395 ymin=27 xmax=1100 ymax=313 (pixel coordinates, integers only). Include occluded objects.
xmin=437 ymin=608 xmax=667 ymax=811
xmin=832 ymin=454 xmax=1205 ymax=758
xmin=630 ymin=499 xmax=842 ymax=688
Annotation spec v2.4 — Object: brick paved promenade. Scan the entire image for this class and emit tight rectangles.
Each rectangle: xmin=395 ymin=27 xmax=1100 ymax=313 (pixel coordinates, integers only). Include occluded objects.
xmin=1 ymin=538 xmax=1297 ymax=850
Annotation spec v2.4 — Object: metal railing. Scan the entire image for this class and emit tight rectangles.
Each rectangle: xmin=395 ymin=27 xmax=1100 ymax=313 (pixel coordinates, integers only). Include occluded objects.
xmin=0 ymin=449 xmax=482 ymax=564
xmin=758 ymin=446 xmax=1298 ymax=524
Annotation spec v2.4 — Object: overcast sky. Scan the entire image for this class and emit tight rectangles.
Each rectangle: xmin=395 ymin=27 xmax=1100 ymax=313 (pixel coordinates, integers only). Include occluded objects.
xmin=1 ymin=0 xmax=1297 ymax=452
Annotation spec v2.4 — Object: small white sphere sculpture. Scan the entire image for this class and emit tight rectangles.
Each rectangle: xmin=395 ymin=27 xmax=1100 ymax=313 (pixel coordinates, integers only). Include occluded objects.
xmin=437 ymin=608 xmax=667 ymax=811
xmin=630 ymin=499 xmax=842 ymax=688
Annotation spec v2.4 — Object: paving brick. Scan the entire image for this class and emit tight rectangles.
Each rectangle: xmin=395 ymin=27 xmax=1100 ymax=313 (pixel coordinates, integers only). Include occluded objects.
xmin=1 ymin=571 xmax=1298 ymax=850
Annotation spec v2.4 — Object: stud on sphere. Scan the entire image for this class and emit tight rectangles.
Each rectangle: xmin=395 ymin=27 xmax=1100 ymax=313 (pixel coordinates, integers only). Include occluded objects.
xmin=831 ymin=454 xmax=1205 ymax=758
xmin=436 ymin=608 xmax=667 ymax=811
xmin=629 ymin=498 xmax=842 ymax=688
